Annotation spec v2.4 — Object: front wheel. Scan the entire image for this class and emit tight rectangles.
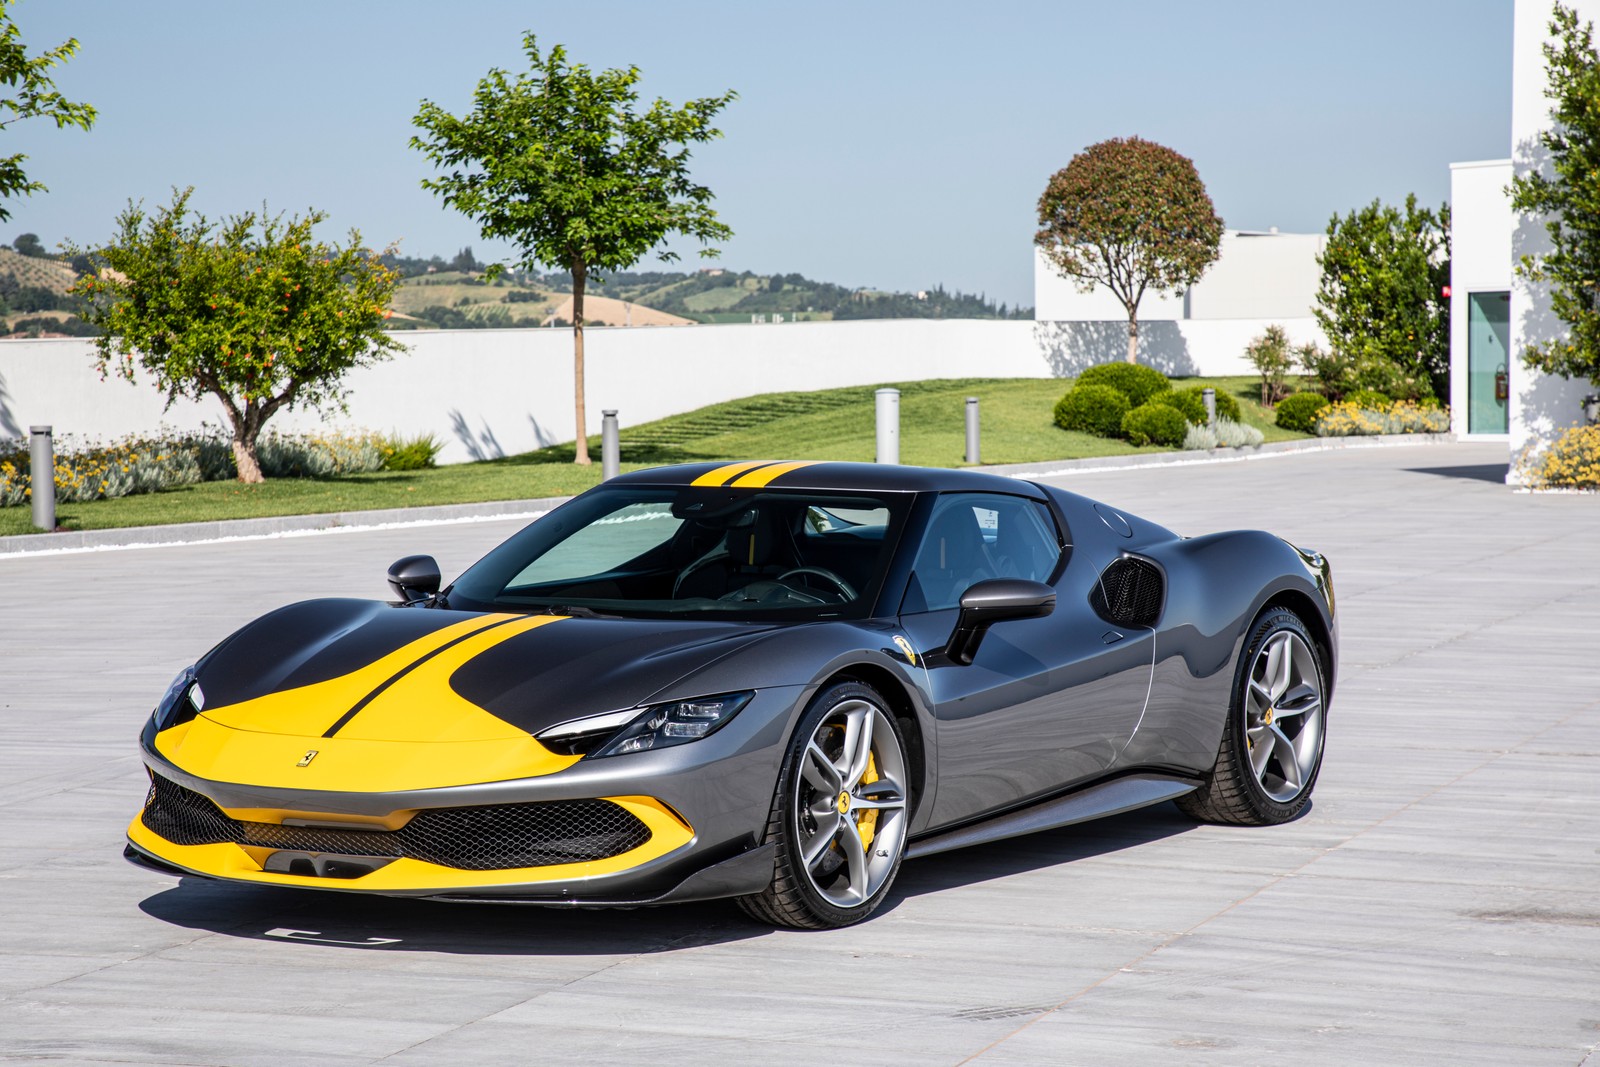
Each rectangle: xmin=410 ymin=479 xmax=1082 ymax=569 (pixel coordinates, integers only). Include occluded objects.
xmin=1177 ymin=608 xmax=1327 ymax=826
xmin=738 ymin=682 xmax=911 ymax=929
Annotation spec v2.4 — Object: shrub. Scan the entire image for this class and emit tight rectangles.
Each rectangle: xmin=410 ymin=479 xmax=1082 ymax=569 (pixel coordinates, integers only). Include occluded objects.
xmin=1075 ymin=362 xmax=1171 ymax=407
xmin=1121 ymin=402 xmax=1189 ymax=447
xmin=1184 ymin=417 xmax=1265 ymax=450
xmin=1313 ymin=400 xmax=1450 ymax=437
xmin=1159 ymin=385 xmax=1242 ymax=425
xmin=381 ymin=432 xmax=443 ymax=471
xmin=1296 ymin=341 xmax=1357 ymax=400
xmin=1245 ymin=325 xmax=1295 ymax=405
xmin=1536 ymin=424 xmax=1600 ymax=488
xmin=1054 ymin=384 xmax=1131 ymax=438
xmin=1274 ymin=392 xmax=1330 ymax=433
xmin=1151 ymin=389 xmax=1205 ymax=425
xmin=256 ymin=432 xmax=385 ymax=479
xmin=1345 ymin=388 xmax=1392 ymax=409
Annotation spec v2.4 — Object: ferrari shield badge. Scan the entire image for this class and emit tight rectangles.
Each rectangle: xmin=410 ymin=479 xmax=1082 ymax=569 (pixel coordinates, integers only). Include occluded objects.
xmin=296 ymin=750 xmax=319 ymax=768
xmin=892 ymin=635 xmax=918 ymax=666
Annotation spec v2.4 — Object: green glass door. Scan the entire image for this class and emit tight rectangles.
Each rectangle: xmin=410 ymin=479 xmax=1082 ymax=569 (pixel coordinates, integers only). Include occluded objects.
xmin=1467 ymin=292 xmax=1510 ymax=434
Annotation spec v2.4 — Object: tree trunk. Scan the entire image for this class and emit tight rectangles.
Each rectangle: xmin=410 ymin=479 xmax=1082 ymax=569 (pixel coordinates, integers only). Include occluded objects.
xmin=571 ymin=261 xmax=590 ymax=466
xmin=1125 ymin=315 xmax=1139 ymax=364
xmin=232 ymin=435 xmax=264 ymax=484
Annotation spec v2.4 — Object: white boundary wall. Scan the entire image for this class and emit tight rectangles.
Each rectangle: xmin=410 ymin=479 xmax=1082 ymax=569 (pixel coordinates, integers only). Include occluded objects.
xmin=0 ymin=319 xmax=1289 ymax=464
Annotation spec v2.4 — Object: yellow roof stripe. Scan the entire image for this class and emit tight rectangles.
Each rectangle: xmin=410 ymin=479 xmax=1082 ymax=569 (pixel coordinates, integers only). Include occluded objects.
xmin=691 ymin=460 xmax=771 ymax=487
xmin=731 ymin=460 xmax=819 ymax=488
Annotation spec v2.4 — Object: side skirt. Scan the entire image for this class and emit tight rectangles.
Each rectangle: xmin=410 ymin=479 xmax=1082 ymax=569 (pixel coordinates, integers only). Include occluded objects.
xmin=904 ymin=772 xmax=1199 ymax=860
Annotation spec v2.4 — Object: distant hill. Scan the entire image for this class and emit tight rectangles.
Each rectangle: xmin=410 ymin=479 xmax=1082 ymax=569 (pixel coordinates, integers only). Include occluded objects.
xmin=0 ymin=239 xmax=1032 ymax=339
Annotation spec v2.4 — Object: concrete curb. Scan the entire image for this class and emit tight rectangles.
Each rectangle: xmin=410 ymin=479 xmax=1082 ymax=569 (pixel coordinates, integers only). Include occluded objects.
xmin=0 ymin=433 xmax=1458 ymax=558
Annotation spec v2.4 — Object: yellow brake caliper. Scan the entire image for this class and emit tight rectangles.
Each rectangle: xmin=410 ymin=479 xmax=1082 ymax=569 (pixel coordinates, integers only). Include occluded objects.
xmin=857 ymin=751 xmax=880 ymax=852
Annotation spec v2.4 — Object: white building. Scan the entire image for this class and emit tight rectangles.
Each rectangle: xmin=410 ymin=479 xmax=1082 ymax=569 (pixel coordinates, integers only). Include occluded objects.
xmin=1449 ymin=0 xmax=1598 ymax=463
xmin=1033 ymin=230 xmax=1327 ymax=377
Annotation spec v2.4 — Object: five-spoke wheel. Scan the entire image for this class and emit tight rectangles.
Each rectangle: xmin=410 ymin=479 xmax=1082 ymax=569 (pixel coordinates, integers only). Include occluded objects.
xmin=740 ymin=681 xmax=910 ymax=928
xmin=1178 ymin=607 xmax=1327 ymax=825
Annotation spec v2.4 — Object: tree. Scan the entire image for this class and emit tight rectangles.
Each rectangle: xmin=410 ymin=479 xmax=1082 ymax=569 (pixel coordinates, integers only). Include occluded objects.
xmin=72 ymin=188 xmax=403 ymax=483
xmin=411 ymin=33 xmax=735 ymax=464
xmin=12 ymin=230 xmax=42 ymax=256
xmin=1313 ymin=195 xmax=1450 ymax=400
xmin=1509 ymin=3 xmax=1600 ymax=390
xmin=450 ymin=245 xmax=478 ymax=274
xmin=0 ymin=2 xmax=95 ymax=221
xmin=1035 ymin=137 xmax=1223 ymax=364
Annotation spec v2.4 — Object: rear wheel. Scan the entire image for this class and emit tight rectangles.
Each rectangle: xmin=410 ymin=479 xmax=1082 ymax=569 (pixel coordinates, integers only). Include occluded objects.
xmin=1177 ymin=608 xmax=1327 ymax=825
xmin=738 ymin=681 xmax=911 ymax=929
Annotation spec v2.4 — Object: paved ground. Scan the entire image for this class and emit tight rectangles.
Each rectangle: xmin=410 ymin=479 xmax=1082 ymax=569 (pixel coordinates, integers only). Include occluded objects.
xmin=1 ymin=441 xmax=1596 ymax=1066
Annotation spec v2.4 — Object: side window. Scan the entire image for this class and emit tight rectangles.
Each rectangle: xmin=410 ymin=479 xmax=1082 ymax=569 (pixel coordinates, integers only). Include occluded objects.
xmin=902 ymin=494 xmax=1062 ymax=613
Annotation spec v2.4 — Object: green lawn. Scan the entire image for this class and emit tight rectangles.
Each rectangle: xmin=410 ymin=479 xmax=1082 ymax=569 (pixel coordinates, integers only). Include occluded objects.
xmin=1 ymin=375 xmax=1309 ymax=537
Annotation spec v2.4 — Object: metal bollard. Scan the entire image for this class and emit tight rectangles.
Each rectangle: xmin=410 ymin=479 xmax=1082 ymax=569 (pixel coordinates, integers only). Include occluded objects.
xmin=1202 ymin=388 xmax=1217 ymax=426
xmin=29 ymin=425 xmax=55 ymax=531
xmin=601 ymin=410 xmax=620 ymax=481
xmin=965 ymin=397 xmax=980 ymax=465
xmin=875 ymin=389 xmax=900 ymax=464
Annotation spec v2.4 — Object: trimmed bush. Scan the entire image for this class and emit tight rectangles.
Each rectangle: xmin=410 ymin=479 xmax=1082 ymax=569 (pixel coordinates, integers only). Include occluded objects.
xmin=1274 ymin=392 xmax=1330 ymax=433
xmin=1345 ymin=388 xmax=1392 ymax=409
xmin=1076 ymin=362 xmax=1171 ymax=407
xmin=1151 ymin=388 xmax=1205 ymax=424
xmin=1054 ymin=384 xmax=1130 ymax=438
xmin=1121 ymin=402 xmax=1189 ymax=447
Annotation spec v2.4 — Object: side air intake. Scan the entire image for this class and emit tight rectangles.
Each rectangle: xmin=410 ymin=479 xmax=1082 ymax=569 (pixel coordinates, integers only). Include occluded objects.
xmin=1090 ymin=556 xmax=1164 ymax=627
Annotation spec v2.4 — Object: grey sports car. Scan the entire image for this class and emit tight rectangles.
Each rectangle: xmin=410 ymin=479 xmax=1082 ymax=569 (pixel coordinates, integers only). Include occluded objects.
xmin=127 ymin=459 xmax=1336 ymax=929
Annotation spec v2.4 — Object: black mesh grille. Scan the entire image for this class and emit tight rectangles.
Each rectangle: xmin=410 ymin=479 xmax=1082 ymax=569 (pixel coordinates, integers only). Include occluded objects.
xmin=140 ymin=774 xmax=652 ymax=870
xmin=1090 ymin=556 xmax=1164 ymax=627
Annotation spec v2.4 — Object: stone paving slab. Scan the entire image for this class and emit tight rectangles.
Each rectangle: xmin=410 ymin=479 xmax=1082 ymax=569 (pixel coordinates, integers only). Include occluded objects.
xmin=0 ymin=440 xmax=1596 ymax=1065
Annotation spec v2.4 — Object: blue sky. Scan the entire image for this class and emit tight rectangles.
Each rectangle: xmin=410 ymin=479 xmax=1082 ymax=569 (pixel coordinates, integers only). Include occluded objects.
xmin=7 ymin=1 xmax=1512 ymax=307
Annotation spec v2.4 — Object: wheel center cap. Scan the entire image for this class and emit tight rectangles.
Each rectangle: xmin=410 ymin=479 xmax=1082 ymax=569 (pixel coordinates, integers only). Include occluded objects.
xmin=837 ymin=791 xmax=851 ymax=815
xmin=1264 ymin=707 xmax=1275 ymax=725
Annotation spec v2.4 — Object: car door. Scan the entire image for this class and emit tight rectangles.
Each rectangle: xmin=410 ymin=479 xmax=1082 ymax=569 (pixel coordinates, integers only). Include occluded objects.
xmin=895 ymin=492 xmax=1154 ymax=829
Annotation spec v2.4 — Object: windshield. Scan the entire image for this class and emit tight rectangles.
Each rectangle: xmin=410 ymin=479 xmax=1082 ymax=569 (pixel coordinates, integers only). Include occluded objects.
xmin=448 ymin=485 xmax=913 ymax=620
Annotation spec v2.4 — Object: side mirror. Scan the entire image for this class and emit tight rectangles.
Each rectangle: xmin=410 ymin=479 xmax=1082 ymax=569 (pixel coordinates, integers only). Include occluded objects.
xmin=946 ymin=578 xmax=1055 ymax=665
xmin=387 ymin=554 xmax=441 ymax=604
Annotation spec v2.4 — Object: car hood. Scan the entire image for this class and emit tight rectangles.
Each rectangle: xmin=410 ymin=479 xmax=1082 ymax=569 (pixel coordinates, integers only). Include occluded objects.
xmin=193 ymin=598 xmax=783 ymax=742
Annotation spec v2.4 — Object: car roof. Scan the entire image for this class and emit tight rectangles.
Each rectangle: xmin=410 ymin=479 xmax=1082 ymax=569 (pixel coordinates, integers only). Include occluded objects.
xmin=608 ymin=460 xmax=1047 ymax=497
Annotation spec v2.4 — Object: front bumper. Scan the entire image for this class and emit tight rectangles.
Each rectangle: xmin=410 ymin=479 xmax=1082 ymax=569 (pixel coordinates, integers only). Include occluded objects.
xmin=128 ymin=686 xmax=805 ymax=903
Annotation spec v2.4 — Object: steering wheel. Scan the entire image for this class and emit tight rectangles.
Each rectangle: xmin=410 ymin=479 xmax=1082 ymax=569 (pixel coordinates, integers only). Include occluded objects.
xmin=777 ymin=567 xmax=857 ymax=601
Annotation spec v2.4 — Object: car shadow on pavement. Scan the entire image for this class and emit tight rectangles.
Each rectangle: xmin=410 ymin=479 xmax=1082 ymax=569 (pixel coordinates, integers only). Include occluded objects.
xmin=136 ymin=803 xmax=1200 ymax=950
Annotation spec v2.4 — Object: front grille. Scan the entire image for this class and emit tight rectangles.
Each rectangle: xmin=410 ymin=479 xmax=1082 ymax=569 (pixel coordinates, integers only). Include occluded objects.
xmin=1090 ymin=556 xmax=1164 ymax=627
xmin=141 ymin=774 xmax=652 ymax=871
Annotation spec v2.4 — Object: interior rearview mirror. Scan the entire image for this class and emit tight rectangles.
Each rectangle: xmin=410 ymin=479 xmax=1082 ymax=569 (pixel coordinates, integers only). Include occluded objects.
xmin=387 ymin=554 xmax=442 ymax=604
xmin=946 ymin=578 xmax=1056 ymax=665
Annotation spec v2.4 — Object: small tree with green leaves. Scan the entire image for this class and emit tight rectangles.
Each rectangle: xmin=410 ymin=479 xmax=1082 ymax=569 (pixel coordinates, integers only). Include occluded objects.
xmin=1244 ymin=324 xmax=1295 ymax=406
xmin=412 ymin=33 xmax=735 ymax=464
xmin=0 ymin=1 xmax=95 ymax=221
xmin=1313 ymin=195 xmax=1450 ymax=401
xmin=1035 ymin=137 xmax=1223 ymax=364
xmin=72 ymin=188 xmax=403 ymax=483
xmin=1510 ymin=3 xmax=1600 ymax=391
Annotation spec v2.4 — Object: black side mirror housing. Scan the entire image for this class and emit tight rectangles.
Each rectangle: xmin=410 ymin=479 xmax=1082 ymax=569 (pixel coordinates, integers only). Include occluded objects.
xmin=387 ymin=554 xmax=442 ymax=604
xmin=946 ymin=578 xmax=1056 ymax=665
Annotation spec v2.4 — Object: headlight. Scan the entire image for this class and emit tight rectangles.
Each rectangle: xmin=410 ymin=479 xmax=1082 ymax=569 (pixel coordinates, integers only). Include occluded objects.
xmin=151 ymin=666 xmax=204 ymax=732
xmin=539 ymin=691 xmax=754 ymax=759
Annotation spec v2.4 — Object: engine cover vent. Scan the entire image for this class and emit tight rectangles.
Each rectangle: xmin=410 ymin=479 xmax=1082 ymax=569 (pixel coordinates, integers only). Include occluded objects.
xmin=1090 ymin=557 xmax=1164 ymax=627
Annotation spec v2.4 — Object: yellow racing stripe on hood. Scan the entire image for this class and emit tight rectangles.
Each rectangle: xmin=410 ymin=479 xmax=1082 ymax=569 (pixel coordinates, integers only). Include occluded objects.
xmin=731 ymin=460 xmax=818 ymax=487
xmin=691 ymin=460 xmax=771 ymax=486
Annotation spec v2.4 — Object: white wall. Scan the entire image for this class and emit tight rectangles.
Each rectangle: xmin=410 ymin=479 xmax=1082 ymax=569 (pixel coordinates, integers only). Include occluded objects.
xmin=1033 ymin=230 xmax=1325 ymax=322
xmin=1448 ymin=159 xmax=1514 ymax=437
xmin=1508 ymin=0 xmax=1600 ymax=463
xmin=0 ymin=317 xmax=1280 ymax=465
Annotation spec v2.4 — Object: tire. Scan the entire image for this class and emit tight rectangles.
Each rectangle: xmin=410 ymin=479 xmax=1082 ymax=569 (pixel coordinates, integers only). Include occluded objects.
xmin=737 ymin=681 xmax=912 ymax=929
xmin=1177 ymin=608 xmax=1327 ymax=826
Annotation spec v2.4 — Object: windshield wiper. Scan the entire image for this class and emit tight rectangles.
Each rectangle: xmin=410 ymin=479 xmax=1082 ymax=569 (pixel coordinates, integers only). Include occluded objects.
xmin=542 ymin=604 xmax=619 ymax=619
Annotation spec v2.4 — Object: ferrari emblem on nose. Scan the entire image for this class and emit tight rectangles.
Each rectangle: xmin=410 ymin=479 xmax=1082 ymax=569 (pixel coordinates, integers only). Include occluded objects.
xmin=296 ymin=750 xmax=319 ymax=768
